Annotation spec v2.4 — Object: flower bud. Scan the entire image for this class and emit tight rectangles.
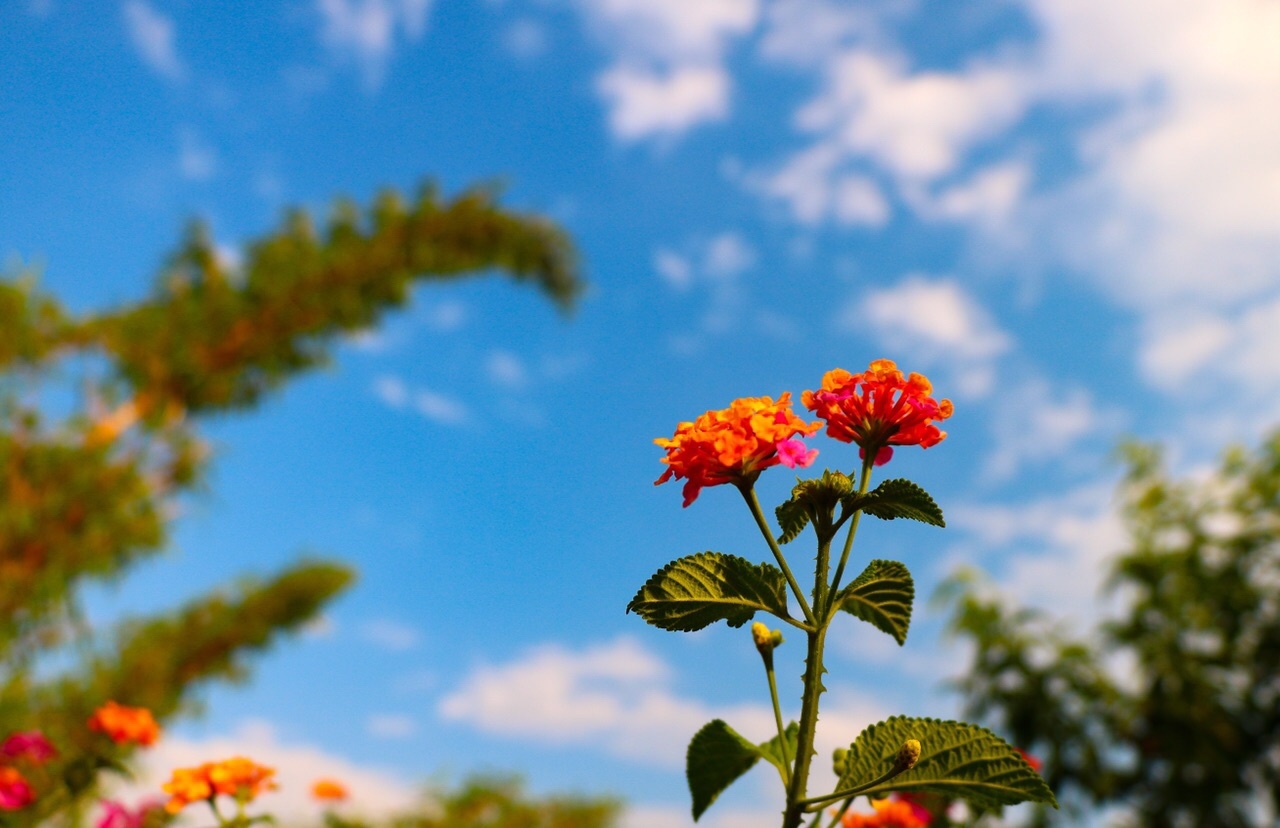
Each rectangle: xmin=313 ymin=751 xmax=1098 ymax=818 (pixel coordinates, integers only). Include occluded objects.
xmin=751 ymin=622 xmax=782 ymax=655
xmin=895 ymin=739 xmax=921 ymax=772
xmin=832 ymin=747 xmax=848 ymax=775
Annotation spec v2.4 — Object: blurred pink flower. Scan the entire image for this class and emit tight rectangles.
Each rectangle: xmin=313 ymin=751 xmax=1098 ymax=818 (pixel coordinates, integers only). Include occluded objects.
xmin=1 ymin=731 xmax=57 ymax=764
xmin=97 ymin=799 xmax=164 ymax=828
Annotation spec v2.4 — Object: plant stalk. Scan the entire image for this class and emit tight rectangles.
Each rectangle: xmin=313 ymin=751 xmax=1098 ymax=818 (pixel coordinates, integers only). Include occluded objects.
xmin=828 ymin=460 xmax=874 ymax=602
xmin=782 ymin=625 xmax=828 ymax=828
xmin=742 ymin=485 xmax=817 ymax=627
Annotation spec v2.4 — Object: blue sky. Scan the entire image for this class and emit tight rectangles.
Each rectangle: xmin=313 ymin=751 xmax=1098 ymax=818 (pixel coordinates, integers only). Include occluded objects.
xmin=5 ymin=1 xmax=1280 ymax=825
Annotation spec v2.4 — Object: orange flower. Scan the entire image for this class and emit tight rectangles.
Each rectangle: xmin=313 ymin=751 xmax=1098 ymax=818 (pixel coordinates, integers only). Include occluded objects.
xmin=841 ymin=797 xmax=930 ymax=828
xmin=803 ymin=360 xmax=953 ymax=467
xmin=311 ymin=778 xmax=349 ymax=802
xmin=88 ymin=702 xmax=160 ymax=747
xmin=162 ymin=758 xmax=276 ymax=814
xmin=655 ymin=393 xmax=820 ymax=506
xmin=0 ymin=767 xmax=34 ymax=811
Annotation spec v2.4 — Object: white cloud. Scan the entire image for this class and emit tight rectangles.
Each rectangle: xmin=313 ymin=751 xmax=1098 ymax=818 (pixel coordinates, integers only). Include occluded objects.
xmin=438 ymin=637 xmax=889 ymax=781
xmin=360 ymin=618 xmax=420 ymax=651
xmin=372 ymin=376 xmax=467 ymax=425
xmin=315 ymin=0 xmax=433 ymax=87
xmin=949 ymin=482 xmax=1128 ymax=622
xmin=485 ymin=350 xmax=529 ymax=389
xmin=367 ymin=714 xmax=417 ymax=739
xmin=122 ymin=0 xmax=184 ymax=82
xmin=596 ymin=65 xmax=731 ymax=140
xmin=502 ymin=18 xmax=548 ymax=60
xmin=847 ymin=275 xmax=1012 ymax=398
xmin=372 ymin=375 xmax=409 ymax=408
xmin=421 ymin=300 xmax=466 ymax=332
xmin=177 ymin=128 xmax=217 ymax=181
xmin=579 ymin=0 xmax=759 ymax=141
xmin=622 ymin=803 xmax=776 ymax=828
xmin=115 ymin=720 xmax=416 ymax=821
xmin=758 ymin=2 xmax=1280 ymax=417
xmin=654 ymin=249 xmax=694 ymax=290
xmin=656 ymin=231 xmax=760 ymax=351
xmin=412 ymin=388 xmax=467 ymax=424
xmin=704 ymin=231 xmax=757 ymax=279
xmin=982 ymin=378 xmax=1114 ymax=481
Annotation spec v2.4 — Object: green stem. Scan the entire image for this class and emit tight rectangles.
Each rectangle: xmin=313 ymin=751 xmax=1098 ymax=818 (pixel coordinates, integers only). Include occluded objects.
xmin=827 ymin=461 xmax=874 ymax=603
xmin=822 ymin=797 xmax=856 ymax=828
xmin=742 ymin=485 xmax=816 ymax=627
xmin=782 ymin=625 xmax=828 ymax=828
xmin=799 ymin=762 xmax=909 ymax=811
xmin=762 ymin=650 xmax=792 ymax=789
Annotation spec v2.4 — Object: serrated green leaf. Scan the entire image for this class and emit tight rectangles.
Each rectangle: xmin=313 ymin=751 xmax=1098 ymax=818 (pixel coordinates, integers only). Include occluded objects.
xmin=756 ymin=721 xmax=799 ymax=776
xmin=851 ymin=479 xmax=945 ymax=527
xmin=687 ymin=720 xmax=762 ymax=821
xmin=627 ymin=552 xmax=791 ymax=632
xmin=836 ymin=560 xmax=914 ymax=645
xmin=837 ymin=716 xmax=1057 ymax=811
xmin=776 ymin=498 xmax=810 ymax=544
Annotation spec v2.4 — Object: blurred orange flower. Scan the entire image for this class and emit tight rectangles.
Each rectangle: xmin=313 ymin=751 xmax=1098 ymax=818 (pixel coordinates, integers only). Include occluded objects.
xmin=803 ymin=360 xmax=952 ymax=467
xmin=841 ymin=796 xmax=930 ymax=828
xmin=0 ymin=767 xmax=34 ymax=811
xmin=88 ymin=702 xmax=160 ymax=747
xmin=162 ymin=757 xmax=276 ymax=814
xmin=655 ymin=393 xmax=820 ymax=506
xmin=311 ymin=778 xmax=349 ymax=802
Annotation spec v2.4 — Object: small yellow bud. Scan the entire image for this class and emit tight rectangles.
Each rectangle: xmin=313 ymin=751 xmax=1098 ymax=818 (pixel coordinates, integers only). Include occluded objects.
xmin=751 ymin=622 xmax=782 ymax=656
xmin=832 ymin=747 xmax=848 ymax=775
xmin=895 ymin=739 xmax=921 ymax=772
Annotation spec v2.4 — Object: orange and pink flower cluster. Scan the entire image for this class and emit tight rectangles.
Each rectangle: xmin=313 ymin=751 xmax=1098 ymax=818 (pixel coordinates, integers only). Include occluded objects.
xmin=841 ymin=796 xmax=931 ymax=828
xmin=0 ymin=701 xmax=162 ymax=812
xmin=162 ymin=757 xmax=278 ymax=814
xmin=655 ymin=360 xmax=953 ymax=504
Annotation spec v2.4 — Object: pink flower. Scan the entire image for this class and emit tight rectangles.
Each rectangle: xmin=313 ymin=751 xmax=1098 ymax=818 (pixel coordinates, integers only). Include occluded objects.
xmin=776 ymin=439 xmax=818 ymax=469
xmin=0 ymin=768 xmax=34 ymax=810
xmin=1 ymin=731 xmax=57 ymax=764
xmin=97 ymin=799 xmax=165 ymax=828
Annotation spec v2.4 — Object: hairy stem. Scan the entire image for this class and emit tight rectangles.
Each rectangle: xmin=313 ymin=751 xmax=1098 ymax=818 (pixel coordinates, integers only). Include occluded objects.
xmin=782 ymin=625 xmax=828 ymax=828
xmin=828 ymin=460 xmax=874 ymax=602
xmin=763 ymin=649 xmax=792 ymax=789
xmin=742 ymin=484 xmax=816 ymax=627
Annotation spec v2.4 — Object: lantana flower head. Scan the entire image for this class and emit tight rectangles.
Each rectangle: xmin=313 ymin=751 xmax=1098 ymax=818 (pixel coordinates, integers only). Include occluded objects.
xmin=88 ymin=702 xmax=160 ymax=747
xmin=803 ymin=360 xmax=953 ymax=467
xmin=655 ymin=393 xmax=820 ymax=506
xmin=162 ymin=757 xmax=276 ymax=814
xmin=0 ymin=767 xmax=34 ymax=811
xmin=311 ymin=778 xmax=349 ymax=802
xmin=841 ymin=796 xmax=931 ymax=828
xmin=0 ymin=731 xmax=57 ymax=764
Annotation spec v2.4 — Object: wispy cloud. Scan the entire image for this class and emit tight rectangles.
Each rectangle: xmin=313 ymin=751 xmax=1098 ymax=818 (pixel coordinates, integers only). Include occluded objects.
xmin=360 ymin=618 xmax=421 ymax=652
xmin=757 ymin=1 xmax=1280 ymax=425
xmin=366 ymin=713 xmax=417 ymax=739
xmin=177 ymin=127 xmax=217 ymax=181
xmin=372 ymin=375 xmax=467 ymax=425
xmin=122 ymin=0 xmax=184 ymax=82
xmin=579 ymin=0 xmax=759 ymax=141
xmin=845 ymin=275 xmax=1011 ymax=399
xmin=315 ymin=0 xmax=433 ymax=87
xmin=949 ymin=482 xmax=1128 ymax=624
xmin=438 ymin=636 xmax=888 ymax=777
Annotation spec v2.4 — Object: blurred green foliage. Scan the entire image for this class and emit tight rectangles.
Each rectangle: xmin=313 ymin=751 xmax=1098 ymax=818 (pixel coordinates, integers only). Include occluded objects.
xmin=0 ymin=184 xmax=580 ymax=822
xmin=942 ymin=433 xmax=1280 ymax=827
